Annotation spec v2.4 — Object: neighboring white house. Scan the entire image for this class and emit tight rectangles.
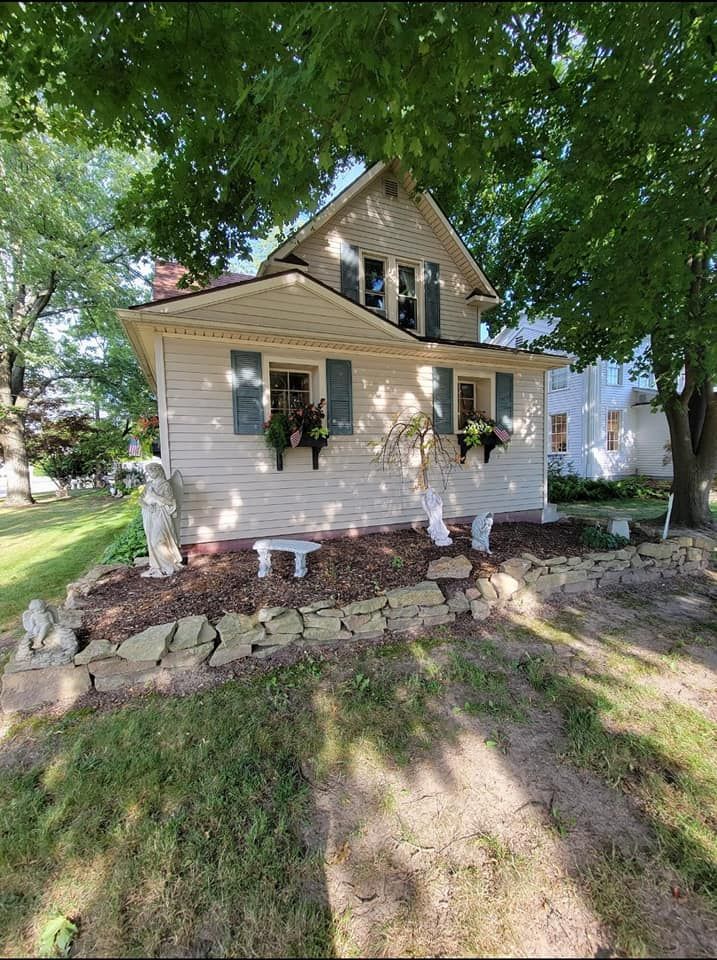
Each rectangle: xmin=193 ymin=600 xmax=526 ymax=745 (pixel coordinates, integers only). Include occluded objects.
xmin=490 ymin=317 xmax=672 ymax=479
xmin=119 ymin=160 xmax=567 ymax=551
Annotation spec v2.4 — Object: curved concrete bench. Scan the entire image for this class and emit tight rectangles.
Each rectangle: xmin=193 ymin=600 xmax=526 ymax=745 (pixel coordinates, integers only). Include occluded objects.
xmin=252 ymin=538 xmax=321 ymax=579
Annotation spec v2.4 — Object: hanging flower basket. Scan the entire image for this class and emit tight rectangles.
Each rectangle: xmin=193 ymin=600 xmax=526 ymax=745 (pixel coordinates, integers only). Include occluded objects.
xmin=457 ymin=411 xmax=511 ymax=464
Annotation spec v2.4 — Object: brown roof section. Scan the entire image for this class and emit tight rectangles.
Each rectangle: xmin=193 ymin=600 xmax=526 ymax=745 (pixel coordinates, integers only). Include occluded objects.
xmin=151 ymin=260 xmax=254 ymax=302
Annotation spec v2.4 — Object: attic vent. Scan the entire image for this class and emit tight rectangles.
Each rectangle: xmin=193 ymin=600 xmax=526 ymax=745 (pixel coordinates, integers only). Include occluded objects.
xmin=515 ymin=335 xmax=527 ymax=348
xmin=383 ymin=178 xmax=399 ymax=198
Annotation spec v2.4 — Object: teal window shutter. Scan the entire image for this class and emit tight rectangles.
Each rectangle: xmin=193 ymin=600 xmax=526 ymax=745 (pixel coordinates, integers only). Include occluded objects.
xmin=495 ymin=372 xmax=514 ymax=432
xmin=326 ymin=358 xmax=353 ymax=435
xmin=424 ymin=261 xmax=441 ymax=338
xmin=231 ymin=350 xmax=263 ymax=434
xmin=432 ymin=366 xmax=454 ymax=434
xmin=340 ymin=242 xmax=360 ymax=302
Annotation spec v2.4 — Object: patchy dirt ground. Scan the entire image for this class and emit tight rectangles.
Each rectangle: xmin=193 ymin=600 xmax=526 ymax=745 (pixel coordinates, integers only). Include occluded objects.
xmin=80 ymin=518 xmax=648 ymax=645
xmin=302 ymin=572 xmax=717 ymax=958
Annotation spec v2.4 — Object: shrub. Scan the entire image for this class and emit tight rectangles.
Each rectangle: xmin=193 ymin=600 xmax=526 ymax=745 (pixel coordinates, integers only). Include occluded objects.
xmin=548 ymin=460 xmax=667 ymax=504
xmin=580 ymin=526 xmax=629 ymax=550
xmin=101 ymin=511 xmax=147 ymax=564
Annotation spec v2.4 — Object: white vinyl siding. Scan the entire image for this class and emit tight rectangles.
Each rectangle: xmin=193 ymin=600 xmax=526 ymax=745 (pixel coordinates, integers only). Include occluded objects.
xmin=161 ymin=336 xmax=546 ymax=545
xmin=292 ymin=175 xmax=479 ymax=342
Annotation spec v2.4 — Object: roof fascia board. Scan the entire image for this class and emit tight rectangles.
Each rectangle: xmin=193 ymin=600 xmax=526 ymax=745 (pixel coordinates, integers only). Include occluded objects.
xmin=257 ymin=161 xmax=388 ymax=274
xmin=124 ymin=270 xmax=419 ymax=344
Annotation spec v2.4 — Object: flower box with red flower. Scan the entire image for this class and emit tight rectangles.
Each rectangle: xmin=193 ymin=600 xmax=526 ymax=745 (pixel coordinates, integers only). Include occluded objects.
xmin=263 ymin=399 xmax=329 ymax=470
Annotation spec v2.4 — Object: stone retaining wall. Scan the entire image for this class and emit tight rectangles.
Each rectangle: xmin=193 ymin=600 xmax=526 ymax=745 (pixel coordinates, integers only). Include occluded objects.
xmin=2 ymin=534 xmax=714 ymax=713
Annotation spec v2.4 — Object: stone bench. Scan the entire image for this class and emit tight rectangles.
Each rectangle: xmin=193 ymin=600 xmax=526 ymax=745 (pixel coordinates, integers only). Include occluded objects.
xmin=252 ymin=538 xmax=321 ymax=579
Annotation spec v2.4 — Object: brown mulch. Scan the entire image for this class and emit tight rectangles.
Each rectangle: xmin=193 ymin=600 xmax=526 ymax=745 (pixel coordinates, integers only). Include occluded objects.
xmin=80 ymin=518 xmax=607 ymax=646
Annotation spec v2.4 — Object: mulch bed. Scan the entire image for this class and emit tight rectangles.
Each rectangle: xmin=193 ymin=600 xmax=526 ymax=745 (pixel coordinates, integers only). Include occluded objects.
xmin=80 ymin=518 xmax=605 ymax=645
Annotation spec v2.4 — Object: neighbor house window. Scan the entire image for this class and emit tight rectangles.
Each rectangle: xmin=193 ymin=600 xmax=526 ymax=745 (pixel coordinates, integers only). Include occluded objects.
xmin=397 ymin=264 xmax=418 ymax=329
xmin=550 ymin=413 xmax=568 ymax=453
xmin=269 ymin=369 xmax=311 ymax=415
xmin=550 ymin=367 xmax=568 ymax=391
xmin=606 ymin=361 xmax=623 ymax=386
xmin=606 ymin=410 xmax=621 ymax=451
xmin=363 ymin=256 xmax=386 ymax=312
xmin=637 ymin=371 xmax=656 ymax=389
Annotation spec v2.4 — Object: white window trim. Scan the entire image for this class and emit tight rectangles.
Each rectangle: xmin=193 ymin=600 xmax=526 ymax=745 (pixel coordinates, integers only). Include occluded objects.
xmin=605 ymin=361 xmax=623 ymax=386
xmin=261 ymin=353 xmax=325 ymax=423
xmin=549 ymin=367 xmax=568 ymax=392
xmin=550 ymin=411 xmax=569 ymax=455
xmin=606 ymin=409 xmax=621 ymax=452
xmin=453 ymin=370 xmax=495 ymax=428
xmin=358 ymin=249 xmax=425 ymax=334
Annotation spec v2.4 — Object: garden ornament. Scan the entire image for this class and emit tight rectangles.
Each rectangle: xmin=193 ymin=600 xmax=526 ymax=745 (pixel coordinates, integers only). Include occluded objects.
xmin=422 ymin=486 xmax=453 ymax=547
xmin=140 ymin=463 xmax=184 ymax=578
xmin=15 ymin=599 xmax=77 ymax=668
xmin=471 ymin=512 xmax=494 ymax=554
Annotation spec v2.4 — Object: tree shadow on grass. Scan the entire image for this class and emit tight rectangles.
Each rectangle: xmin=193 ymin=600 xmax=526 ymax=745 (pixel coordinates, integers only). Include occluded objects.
xmin=1 ymin=599 xmax=717 ymax=957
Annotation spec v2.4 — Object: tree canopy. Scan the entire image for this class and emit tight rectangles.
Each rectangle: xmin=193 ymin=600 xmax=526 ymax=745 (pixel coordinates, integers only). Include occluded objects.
xmin=1 ymin=1 xmax=714 ymax=520
xmin=0 ymin=131 xmax=154 ymax=502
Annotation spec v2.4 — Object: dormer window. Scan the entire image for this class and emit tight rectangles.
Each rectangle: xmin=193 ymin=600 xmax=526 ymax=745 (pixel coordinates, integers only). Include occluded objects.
xmin=363 ymin=256 xmax=386 ymax=312
xmin=397 ymin=264 xmax=418 ymax=329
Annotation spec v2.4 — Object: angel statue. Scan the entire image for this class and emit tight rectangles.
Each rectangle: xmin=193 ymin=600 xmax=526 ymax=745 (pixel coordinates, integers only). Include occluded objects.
xmin=422 ymin=486 xmax=453 ymax=547
xmin=140 ymin=463 xmax=184 ymax=578
xmin=471 ymin=512 xmax=494 ymax=554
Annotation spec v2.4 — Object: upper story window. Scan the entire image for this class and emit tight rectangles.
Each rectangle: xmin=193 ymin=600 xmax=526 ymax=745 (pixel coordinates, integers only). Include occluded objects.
xmin=363 ymin=257 xmax=386 ymax=313
xmin=637 ymin=370 xmax=656 ymax=389
xmin=550 ymin=367 xmax=568 ymax=391
xmin=606 ymin=361 xmax=623 ymax=386
xmin=397 ymin=264 xmax=418 ymax=330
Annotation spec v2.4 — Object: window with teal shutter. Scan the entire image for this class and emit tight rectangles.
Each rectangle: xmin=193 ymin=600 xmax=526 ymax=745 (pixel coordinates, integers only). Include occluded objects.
xmin=424 ymin=261 xmax=441 ymax=338
xmin=432 ymin=366 xmax=454 ymax=434
xmin=495 ymin=372 xmax=514 ymax=433
xmin=231 ymin=350 xmax=264 ymax=434
xmin=340 ymin=243 xmax=360 ymax=302
xmin=326 ymin=358 xmax=353 ymax=434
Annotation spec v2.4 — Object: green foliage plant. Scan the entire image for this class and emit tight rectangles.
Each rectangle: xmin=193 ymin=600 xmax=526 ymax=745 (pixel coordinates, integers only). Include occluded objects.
xmin=580 ymin=526 xmax=629 ymax=551
xmin=263 ymin=412 xmax=290 ymax=453
xmin=101 ymin=509 xmax=147 ymax=564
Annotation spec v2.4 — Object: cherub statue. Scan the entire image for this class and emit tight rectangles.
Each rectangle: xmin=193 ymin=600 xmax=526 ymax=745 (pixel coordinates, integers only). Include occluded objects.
xmin=422 ymin=486 xmax=453 ymax=547
xmin=139 ymin=463 xmax=184 ymax=578
xmin=471 ymin=512 xmax=494 ymax=554
xmin=22 ymin=599 xmax=60 ymax=649
xmin=16 ymin=599 xmax=76 ymax=667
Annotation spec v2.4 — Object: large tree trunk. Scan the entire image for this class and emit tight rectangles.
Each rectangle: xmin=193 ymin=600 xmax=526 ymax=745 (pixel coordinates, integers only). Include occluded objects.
xmin=1 ymin=407 xmax=34 ymax=506
xmin=663 ymin=386 xmax=716 ymax=528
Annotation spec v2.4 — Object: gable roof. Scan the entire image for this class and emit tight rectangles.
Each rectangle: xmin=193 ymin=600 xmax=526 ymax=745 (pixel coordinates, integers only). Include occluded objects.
xmin=257 ymin=161 xmax=499 ymax=301
xmin=122 ymin=269 xmax=565 ymax=398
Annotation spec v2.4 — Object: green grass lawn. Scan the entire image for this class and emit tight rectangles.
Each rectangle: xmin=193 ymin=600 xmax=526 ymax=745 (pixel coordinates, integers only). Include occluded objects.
xmin=1 ymin=575 xmax=716 ymax=957
xmin=557 ymin=497 xmax=717 ymax=523
xmin=556 ymin=497 xmax=668 ymax=522
xmin=0 ymin=491 xmax=136 ymax=632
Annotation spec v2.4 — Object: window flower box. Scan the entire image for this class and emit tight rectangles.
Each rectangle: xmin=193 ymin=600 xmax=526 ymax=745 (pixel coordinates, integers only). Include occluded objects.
xmin=457 ymin=412 xmax=511 ymax=464
xmin=264 ymin=399 xmax=329 ymax=471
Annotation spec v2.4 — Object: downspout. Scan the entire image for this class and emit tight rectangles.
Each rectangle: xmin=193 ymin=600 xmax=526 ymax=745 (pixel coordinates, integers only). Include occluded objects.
xmin=584 ymin=363 xmax=600 ymax=478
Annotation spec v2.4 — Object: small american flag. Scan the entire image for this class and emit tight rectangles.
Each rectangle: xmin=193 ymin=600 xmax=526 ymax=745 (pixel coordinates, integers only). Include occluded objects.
xmin=493 ymin=425 xmax=511 ymax=444
xmin=289 ymin=428 xmax=302 ymax=448
xmin=128 ymin=437 xmax=141 ymax=457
